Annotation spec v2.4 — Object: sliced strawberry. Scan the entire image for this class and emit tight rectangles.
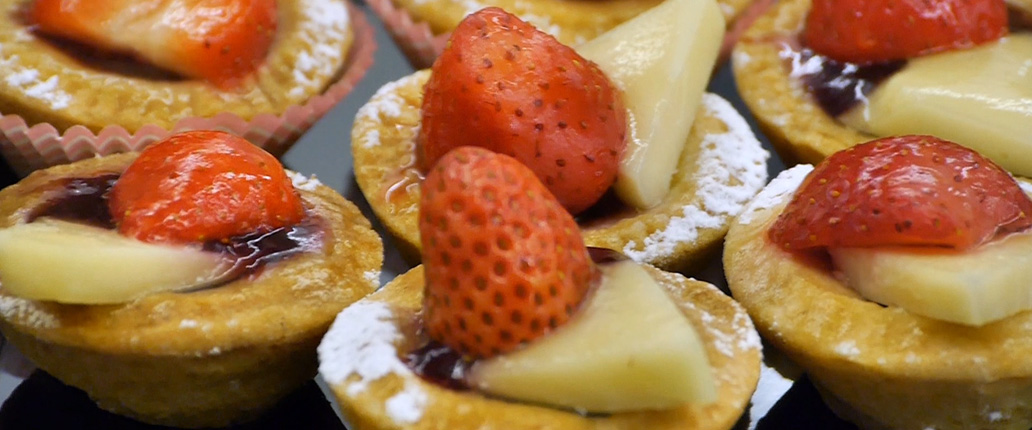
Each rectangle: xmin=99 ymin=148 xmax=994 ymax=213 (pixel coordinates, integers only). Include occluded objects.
xmin=418 ymin=7 xmax=627 ymax=215
xmin=419 ymin=146 xmax=595 ymax=359
xmin=31 ymin=0 xmax=277 ymax=88
xmin=803 ymin=0 xmax=1009 ymax=64
xmin=109 ymin=131 xmax=304 ymax=244
xmin=769 ymin=136 xmax=1032 ymax=251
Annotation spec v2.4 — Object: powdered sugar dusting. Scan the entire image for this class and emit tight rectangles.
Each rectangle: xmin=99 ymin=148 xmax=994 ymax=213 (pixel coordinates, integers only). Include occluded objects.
xmin=355 ymin=72 xmax=428 ymax=148
xmin=288 ymin=0 xmax=351 ymax=98
xmin=1019 ymin=180 xmax=1032 ymax=196
xmin=363 ymin=270 xmax=381 ymax=287
xmin=737 ymin=164 xmax=814 ymax=225
xmin=658 ymin=272 xmax=762 ymax=361
xmin=0 ymin=295 xmax=58 ymax=329
xmin=318 ymin=301 xmax=426 ymax=424
xmin=385 ymin=385 xmax=429 ymax=423
xmin=287 ymin=171 xmax=323 ymax=192
xmin=834 ymin=340 xmax=861 ymax=357
xmin=0 ymin=46 xmax=72 ymax=110
xmin=621 ymin=93 xmax=769 ymax=262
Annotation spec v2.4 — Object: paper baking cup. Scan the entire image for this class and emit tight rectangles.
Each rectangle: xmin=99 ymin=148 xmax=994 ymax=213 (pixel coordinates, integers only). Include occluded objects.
xmin=0 ymin=2 xmax=377 ymax=178
xmin=367 ymin=0 xmax=447 ymax=69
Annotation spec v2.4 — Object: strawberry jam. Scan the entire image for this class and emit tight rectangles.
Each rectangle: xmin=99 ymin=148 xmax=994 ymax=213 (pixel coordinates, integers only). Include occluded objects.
xmin=780 ymin=44 xmax=905 ymax=116
xmin=26 ymin=173 xmax=319 ymax=284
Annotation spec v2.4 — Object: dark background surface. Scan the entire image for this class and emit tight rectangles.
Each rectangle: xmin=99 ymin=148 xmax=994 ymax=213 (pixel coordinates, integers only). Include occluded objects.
xmin=0 ymin=1 xmax=864 ymax=428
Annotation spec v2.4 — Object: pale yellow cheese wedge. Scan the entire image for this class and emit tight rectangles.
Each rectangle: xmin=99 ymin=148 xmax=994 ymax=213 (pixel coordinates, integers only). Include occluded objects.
xmin=840 ymin=34 xmax=1032 ymax=177
xmin=578 ymin=0 xmax=726 ymax=209
xmin=0 ymin=219 xmax=231 ymax=304
xmin=467 ymin=260 xmax=716 ymax=412
xmin=831 ymin=230 xmax=1032 ymax=326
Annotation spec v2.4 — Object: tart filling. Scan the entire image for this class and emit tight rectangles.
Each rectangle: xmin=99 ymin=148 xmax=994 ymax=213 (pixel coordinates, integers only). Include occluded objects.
xmin=732 ymin=0 xmax=1032 ymax=167
xmin=353 ymin=71 xmax=767 ymax=270
xmin=0 ymin=0 xmax=354 ymax=133
xmin=319 ymin=264 xmax=761 ymax=430
xmin=325 ymin=143 xmax=760 ymax=430
xmin=0 ymin=140 xmax=383 ymax=427
xmin=726 ymin=137 xmax=1032 ymax=430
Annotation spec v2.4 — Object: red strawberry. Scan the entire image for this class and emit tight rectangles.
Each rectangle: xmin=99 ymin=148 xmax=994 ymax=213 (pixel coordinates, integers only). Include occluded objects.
xmin=769 ymin=135 xmax=1032 ymax=251
xmin=109 ymin=131 xmax=304 ymax=244
xmin=419 ymin=146 xmax=595 ymax=359
xmin=418 ymin=7 xmax=627 ymax=215
xmin=803 ymin=0 xmax=1009 ymax=64
xmin=31 ymin=0 xmax=277 ymax=88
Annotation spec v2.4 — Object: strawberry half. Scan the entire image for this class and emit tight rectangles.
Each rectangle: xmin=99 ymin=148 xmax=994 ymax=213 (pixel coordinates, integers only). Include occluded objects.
xmin=31 ymin=0 xmax=277 ymax=88
xmin=419 ymin=146 xmax=595 ymax=359
xmin=109 ymin=131 xmax=304 ymax=244
xmin=418 ymin=8 xmax=627 ymax=215
xmin=803 ymin=0 xmax=1009 ymax=64
xmin=769 ymin=135 xmax=1032 ymax=251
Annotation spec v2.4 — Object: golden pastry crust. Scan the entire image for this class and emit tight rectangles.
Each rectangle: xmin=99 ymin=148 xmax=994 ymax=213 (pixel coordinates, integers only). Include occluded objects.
xmin=351 ymin=71 xmax=769 ymax=272
xmin=0 ymin=153 xmax=384 ymax=428
xmin=319 ymin=264 xmax=761 ymax=430
xmin=0 ymin=0 xmax=353 ymax=134
xmin=724 ymin=166 xmax=1032 ymax=430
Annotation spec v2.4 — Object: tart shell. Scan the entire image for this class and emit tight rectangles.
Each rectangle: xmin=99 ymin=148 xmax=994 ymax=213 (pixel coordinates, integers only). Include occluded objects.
xmin=368 ymin=0 xmax=757 ymax=68
xmin=0 ymin=153 xmax=384 ymax=428
xmin=319 ymin=264 xmax=762 ymax=430
xmin=724 ymin=166 xmax=1032 ymax=430
xmin=351 ymin=71 xmax=769 ymax=272
xmin=0 ymin=0 xmax=377 ymax=177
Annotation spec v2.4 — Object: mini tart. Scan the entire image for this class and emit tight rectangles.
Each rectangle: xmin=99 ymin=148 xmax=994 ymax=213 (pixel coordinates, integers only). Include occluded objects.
xmin=731 ymin=0 xmax=1028 ymax=166
xmin=352 ymin=70 xmax=769 ymax=272
xmin=725 ymin=166 xmax=1032 ymax=430
xmin=0 ymin=153 xmax=384 ymax=428
xmin=369 ymin=0 xmax=755 ymax=68
xmin=0 ymin=0 xmax=376 ymax=176
xmin=318 ymin=264 xmax=762 ymax=430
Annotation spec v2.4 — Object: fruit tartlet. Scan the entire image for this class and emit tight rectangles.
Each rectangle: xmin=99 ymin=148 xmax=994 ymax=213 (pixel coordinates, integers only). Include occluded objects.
xmin=369 ymin=0 xmax=760 ymax=68
xmin=352 ymin=3 xmax=769 ymax=272
xmin=725 ymin=135 xmax=1032 ymax=430
xmin=0 ymin=131 xmax=383 ymax=428
xmin=732 ymin=0 xmax=1032 ymax=169
xmin=0 ymin=0 xmax=376 ymax=176
xmin=320 ymin=147 xmax=762 ymax=430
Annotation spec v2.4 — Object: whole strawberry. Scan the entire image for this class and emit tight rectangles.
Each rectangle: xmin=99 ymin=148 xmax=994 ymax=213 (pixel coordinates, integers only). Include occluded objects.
xmin=109 ymin=131 xmax=304 ymax=244
xmin=418 ymin=7 xmax=627 ymax=215
xmin=803 ymin=0 xmax=1009 ymax=64
xmin=420 ymin=146 xmax=595 ymax=359
xmin=769 ymin=135 xmax=1032 ymax=251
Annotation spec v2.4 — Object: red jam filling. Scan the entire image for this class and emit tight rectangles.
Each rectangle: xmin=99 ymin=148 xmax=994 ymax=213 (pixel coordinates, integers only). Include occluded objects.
xmin=26 ymin=174 xmax=322 ymax=286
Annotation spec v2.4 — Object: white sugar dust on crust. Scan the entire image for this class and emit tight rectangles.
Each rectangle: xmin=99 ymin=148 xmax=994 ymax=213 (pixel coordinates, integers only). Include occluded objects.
xmin=737 ymin=164 xmax=814 ymax=225
xmin=288 ymin=0 xmax=352 ymax=99
xmin=0 ymin=295 xmax=58 ymax=329
xmin=0 ymin=45 xmax=72 ymax=111
xmin=1019 ymin=180 xmax=1032 ymax=196
xmin=318 ymin=301 xmax=427 ymax=424
xmin=286 ymin=171 xmax=323 ymax=192
xmin=354 ymin=72 xmax=429 ymax=149
xmin=621 ymin=93 xmax=770 ymax=263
